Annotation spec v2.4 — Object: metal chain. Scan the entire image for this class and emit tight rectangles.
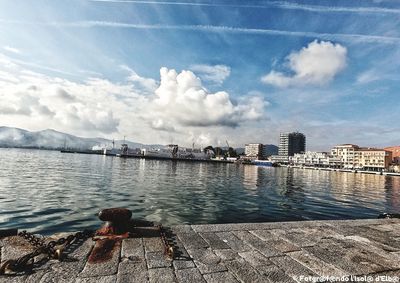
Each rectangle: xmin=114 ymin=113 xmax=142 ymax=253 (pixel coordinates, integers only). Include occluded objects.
xmin=158 ymin=225 xmax=175 ymax=259
xmin=0 ymin=230 xmax=93 ymax=275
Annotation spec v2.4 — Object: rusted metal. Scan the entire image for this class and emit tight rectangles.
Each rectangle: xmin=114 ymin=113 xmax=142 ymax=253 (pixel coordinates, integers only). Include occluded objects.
xmin=92 ymin=233 xmax=130 ymax=241
xmin=0 ymin=230 xmax=93 ymax=275
xmin=94 ymin=208 xmax=177 ymax=262
xmin=0 ymin=228 xmax=18 ymax=238
xmin=159 ymin=225 xmax=175 ymax=259
xmin=88 ymin=239 xmax=121 ymax=264
xmin=98 ymin=208 xmax=132 ymax=222
xmin=96 ymin=208 xmax=133 ymax=236
xmin=1 ymin=207 xmax=176 ymax=274
xmin=0 ymin=260 xmax=15 ymax=275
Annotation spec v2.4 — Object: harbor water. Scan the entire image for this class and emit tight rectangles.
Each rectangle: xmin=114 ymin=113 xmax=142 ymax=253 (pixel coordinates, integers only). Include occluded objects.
xmin=0 ymin=148 xmax=399 ymax=235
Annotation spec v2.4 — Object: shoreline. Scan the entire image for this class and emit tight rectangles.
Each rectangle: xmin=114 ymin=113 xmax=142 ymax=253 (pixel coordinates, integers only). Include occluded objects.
xmin=280 ymin=164 xmax=400 ymax=176
xmin=3 ymin=148 xmax=399 ymax=175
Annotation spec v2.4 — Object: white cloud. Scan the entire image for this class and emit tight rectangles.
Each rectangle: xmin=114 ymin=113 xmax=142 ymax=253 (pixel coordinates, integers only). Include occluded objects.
xmin=149 ymin=67 xmax=265 ymax=128
xmin=150 ymin=119 xmax=177 ymax=132
xmin=356 ymin=69 xmax=380 ymax=84
xmin=54 ymin=87 xmax=77 ymax=101
xmin=262 ymin=40 xmax=347 ymax=87
xmin=3 ymin=46 xmax=21 ymax=54
xmin=0 ymin=53 xmax=267 ymax=146
xmin=0 ymin=55 xmax=129 ymax=135
xmin=120 ymin=65 xmax=158 ymax=93
xmin=189 ymin=64 xmax=231 ymax=85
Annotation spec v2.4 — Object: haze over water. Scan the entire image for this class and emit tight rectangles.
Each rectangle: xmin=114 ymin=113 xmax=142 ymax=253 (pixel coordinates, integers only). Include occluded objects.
xmin=0 ymin=148 xmax=399 ymax=235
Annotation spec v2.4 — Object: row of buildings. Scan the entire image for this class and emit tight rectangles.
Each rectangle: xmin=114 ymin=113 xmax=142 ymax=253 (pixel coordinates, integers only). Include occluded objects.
xmin=244 ymin=132 xmax=306 ymax=160
xmin=244 ymin=132 xmax=305 ymax=160
xmin=244 ymin=132 xmax=400 ymax=172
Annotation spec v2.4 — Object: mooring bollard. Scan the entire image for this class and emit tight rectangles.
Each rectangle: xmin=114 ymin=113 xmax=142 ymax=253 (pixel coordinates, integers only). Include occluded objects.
xmin=96 ymin=207 xmax=133 ymax=237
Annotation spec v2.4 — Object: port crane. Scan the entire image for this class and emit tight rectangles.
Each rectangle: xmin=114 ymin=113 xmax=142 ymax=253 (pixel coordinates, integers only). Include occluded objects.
xmin=226 ymin=140 xmax=230 ymax=158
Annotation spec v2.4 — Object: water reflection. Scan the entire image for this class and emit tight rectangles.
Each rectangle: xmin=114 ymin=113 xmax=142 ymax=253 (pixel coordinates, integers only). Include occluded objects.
xmin=0 ymin=148 xmax=399 ymax=235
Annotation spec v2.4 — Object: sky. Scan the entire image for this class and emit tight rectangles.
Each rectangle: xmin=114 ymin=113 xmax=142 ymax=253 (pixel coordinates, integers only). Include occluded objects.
xmin=0 ymin=0 xmax=399 ymax=150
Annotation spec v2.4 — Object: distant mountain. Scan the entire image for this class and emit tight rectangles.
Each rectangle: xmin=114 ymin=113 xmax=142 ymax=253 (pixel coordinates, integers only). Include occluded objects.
xmin=0 ymin=126 xmax=161 ymax=150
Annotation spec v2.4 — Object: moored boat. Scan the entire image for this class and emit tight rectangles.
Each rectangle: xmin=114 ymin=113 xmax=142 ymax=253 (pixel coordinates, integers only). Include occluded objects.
xmin=252 ymin=160 xmax=274 ymax=166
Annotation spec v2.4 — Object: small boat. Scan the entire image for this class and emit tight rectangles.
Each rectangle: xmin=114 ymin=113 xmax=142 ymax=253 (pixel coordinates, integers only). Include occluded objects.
xmin=252 ymin=160 xmax=274 ymax=166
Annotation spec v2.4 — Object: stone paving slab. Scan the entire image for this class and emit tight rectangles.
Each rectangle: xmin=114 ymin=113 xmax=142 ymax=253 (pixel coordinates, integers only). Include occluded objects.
xmin=1 ymin=218 xmax=400 ymax=283
xmin=215 ymin=232 xmax=251 ymax=253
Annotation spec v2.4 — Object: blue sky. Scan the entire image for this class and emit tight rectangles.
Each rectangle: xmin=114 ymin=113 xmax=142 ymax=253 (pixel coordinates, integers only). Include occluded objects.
xmin=0 ymin=0 xmax=399 ymax=150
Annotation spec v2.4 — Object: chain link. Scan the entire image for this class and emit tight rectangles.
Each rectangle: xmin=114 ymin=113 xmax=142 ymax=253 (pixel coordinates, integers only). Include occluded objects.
xmin=158 ymin=225 xmax=175 ymax=259
xmin=0 ymin=229 xmax=93 ymax=275
xmin=1 ymin=224 xmax=175 ymax=274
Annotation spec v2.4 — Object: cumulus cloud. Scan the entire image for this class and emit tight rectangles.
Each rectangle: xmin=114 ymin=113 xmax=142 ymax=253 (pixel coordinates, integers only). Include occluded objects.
xmin=189 ymin=64 xmax=231 ymax=85
xmin=262 ymin=40 xmax=347 ymax=87
xmin=150 ymin=119 xmax=177 ymax=132
xmin=0 ymin=54 xmax=125 ymax=135
xmin=0 ymin=53 xmax=267 ymax=146
xmin=149 ymin=67 xmax=265 ymax=128
xmin=120 ymin=65 xmax=158 ymax=93
xmin=54 ymin=87 xmax=76 ymax=101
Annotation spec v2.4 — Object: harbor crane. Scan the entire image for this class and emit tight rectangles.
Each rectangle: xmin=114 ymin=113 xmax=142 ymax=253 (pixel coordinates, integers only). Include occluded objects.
xmin=226 ymin=140 xmax=230 ymax=158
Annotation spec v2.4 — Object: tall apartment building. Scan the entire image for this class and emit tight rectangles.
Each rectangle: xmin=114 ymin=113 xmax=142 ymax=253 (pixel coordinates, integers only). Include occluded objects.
xmin=245 ymin=143 xmax=263 ymax=159
xmin=278 ymin=132 xmax=306 ymax=156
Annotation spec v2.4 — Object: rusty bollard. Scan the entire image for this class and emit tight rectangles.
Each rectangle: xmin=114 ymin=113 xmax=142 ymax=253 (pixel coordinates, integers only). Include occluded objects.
xmin=95 ymin=208 xmax=133 ymax=238
xmin=89 ymin=208 xmax=133 ymax=263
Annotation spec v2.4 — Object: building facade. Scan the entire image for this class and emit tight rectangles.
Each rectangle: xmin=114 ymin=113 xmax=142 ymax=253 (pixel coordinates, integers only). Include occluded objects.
xmin=278 ymin=132 xmax=306 ymax=156
xmin=290 ymin=152 xmax=341 ymax=167
xmin=331 ymin=144 xmax=392 ymax=171
xmin=331 ymin=144 xmax=360 ymax=169
xmin=357 ymin=148 xmax=392 ymax=171
xmin=244 ymin=143 xmax=263 ymax=159
xmin=384 ymin=146 xmax=400 ymax=164
xmin=270 ymin=155 xmax=289 ymax=164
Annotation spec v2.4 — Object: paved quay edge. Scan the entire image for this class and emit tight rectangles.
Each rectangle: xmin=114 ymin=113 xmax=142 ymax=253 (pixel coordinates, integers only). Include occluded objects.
xmin=1 ymin=218 xmax=400 ymax=283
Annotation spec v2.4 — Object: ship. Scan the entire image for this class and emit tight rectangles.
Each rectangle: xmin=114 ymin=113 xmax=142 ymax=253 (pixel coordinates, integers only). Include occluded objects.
xmin=117 ymin=143 xmax=142 ymax=157
xmin=251 ymin=160 xmax=280 ymax=167
xmin=143 ymin=144 xmax=212 ymax=160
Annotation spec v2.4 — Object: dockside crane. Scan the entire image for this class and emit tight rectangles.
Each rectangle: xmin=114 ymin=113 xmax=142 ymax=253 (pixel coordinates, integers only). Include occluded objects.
xmin=226 ymin=140 xmax=230 ymax=158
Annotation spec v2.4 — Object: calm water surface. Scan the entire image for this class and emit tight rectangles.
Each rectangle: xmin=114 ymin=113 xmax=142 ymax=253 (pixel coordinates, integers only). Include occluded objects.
xmin=1 ymin=148 xmax=399 ymax=235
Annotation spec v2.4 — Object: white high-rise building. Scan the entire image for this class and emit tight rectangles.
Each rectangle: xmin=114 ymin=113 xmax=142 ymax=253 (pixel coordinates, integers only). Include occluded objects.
xmin=245 ymin=143 xmax=263 ymax=159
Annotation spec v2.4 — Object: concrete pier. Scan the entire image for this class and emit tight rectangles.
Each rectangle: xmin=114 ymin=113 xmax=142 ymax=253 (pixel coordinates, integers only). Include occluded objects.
xmin=1 ymin=218 xmax=400 ymax=282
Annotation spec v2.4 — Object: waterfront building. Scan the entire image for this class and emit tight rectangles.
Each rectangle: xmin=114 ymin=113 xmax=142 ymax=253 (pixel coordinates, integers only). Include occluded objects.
xmin=331 ymin=144 xmax=392 ymax=171
xmin=290 ymin=151 xmax=342 ymax=167
xmin=270 ymin=155 xmax=289 ymax=164
xmin=384 ymin=146 xmax=400 ymax=164
xmin=278 ymin=132 xmax=306 ymax=156
xmin=245 ymin=143 xmax=263 ymax=159
xmin=331 ymin=144 xmax=360 ymax=169
xmin=357 ymin=148 xmax=392 ymax=171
